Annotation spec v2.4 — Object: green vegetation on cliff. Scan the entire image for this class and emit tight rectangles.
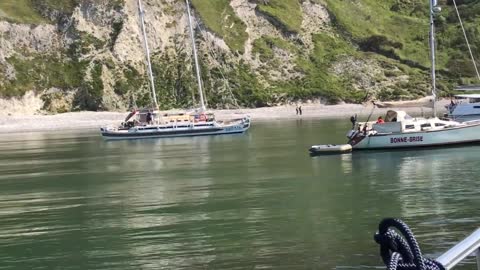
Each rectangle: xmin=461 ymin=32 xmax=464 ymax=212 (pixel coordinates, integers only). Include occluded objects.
xmin=2 ymin=53 xmax=111 ymax=111
xmin=191 ymin=0 xmax=248 ymax=53
xmin=0 ymin=0 xmax=123 ymax=24
xmin=323 ymin=0 xmax=431 ymax=67
xmin=252 ymin=36 xmax=296 ymax=62
xmin=322 ymin=0 xmax=480 ymax=74
xmin=0 ymin=0 xmax=47 ymax=24
xmin=287 ymin=33 xmax=359 ymax=103
xmin=256 ymin=0 xmax=303 ymax=33
xmin=1 ymin=0 xmax=480 ymax=111
xmin=74 ymin=61 xmax=104 ymax=111
xmin=32 ymin=0 xmax=77 ymax=14
xmin=2 ymin=54 xmax=87 ymax=97
xmin=0 ymin=0 xmax=78 ymax=24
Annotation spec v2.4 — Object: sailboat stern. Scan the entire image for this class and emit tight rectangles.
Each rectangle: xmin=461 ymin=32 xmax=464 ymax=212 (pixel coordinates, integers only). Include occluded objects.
xmin=347 ymin=129 xmax=367 ymax=148
xmin=242 ymin=116 xmax=251 ymax=129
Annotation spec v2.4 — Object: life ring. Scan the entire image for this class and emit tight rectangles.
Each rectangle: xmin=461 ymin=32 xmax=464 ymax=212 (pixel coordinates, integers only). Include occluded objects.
xmin=199 ymin=114 xmax=207 ymax=121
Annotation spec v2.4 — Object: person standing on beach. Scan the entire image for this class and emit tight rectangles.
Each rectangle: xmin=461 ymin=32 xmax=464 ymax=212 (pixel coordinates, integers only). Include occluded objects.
xmin=299 ymin=106 xmax=302 ymax=115
xmin=296 ymin=106 xmax=299 ymax=115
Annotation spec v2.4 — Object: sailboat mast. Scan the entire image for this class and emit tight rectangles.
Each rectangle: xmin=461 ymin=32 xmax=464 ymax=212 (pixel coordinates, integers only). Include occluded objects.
xmin=429 ymin=0 xmax=437 ymax=117
xmin=138 ymin=0 xmax=159 ymax=109
xmin=185 ymin=0 xmax=206 ymax=112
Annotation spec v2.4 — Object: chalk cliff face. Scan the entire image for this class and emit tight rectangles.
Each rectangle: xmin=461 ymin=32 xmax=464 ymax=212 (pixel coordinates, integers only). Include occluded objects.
xmin=0 ymin=0 xmax=478 ymax=114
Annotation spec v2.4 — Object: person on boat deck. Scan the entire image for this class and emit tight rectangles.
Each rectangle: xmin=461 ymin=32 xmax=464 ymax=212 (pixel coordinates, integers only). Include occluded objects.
xmin=448 ymin=99 xmax=457 ymax=113
xmin=376 ymin=116 xmax=385 ymax=124
xmin=146 ymin=110 xmax=153 ymax=125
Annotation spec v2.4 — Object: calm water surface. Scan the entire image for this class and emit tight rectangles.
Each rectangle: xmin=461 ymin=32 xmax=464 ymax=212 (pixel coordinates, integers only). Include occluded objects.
xmin=0 ymin=119 xmax=479 ymax=269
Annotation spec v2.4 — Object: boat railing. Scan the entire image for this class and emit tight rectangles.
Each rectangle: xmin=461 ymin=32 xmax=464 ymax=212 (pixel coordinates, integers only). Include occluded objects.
xmin=436 ymin=228 xmax=480 ymax=270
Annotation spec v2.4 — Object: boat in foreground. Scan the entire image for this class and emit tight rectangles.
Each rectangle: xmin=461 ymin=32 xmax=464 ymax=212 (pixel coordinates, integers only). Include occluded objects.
xmin=347 ymin=110 xmax=480 ymax=149
xmin=344 ymin=0 xmax=480 ymax=150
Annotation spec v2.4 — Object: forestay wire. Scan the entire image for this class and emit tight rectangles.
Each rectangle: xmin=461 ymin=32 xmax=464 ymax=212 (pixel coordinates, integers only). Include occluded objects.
xmin=374 ymin=218 xmax=445 ymax=270
xmin=452 ymin=0 xmax=480 ymax=81
xmin=195 ymin=19 xmax=240 ymax=108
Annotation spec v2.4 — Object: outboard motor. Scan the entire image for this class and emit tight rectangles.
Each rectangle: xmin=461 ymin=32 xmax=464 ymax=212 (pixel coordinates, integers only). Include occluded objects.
xmin=349 ymin=114 xmax=357 ymax=129
xmin=347 ymin=114 xmax=358 ymax=139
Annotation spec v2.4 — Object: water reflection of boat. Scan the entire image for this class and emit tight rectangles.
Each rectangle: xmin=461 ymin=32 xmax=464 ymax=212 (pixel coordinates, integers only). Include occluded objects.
xmin=350 ymin=145 xmax=480 ymax=229
xmin=100 ymin=0 xmax=250 ymax=140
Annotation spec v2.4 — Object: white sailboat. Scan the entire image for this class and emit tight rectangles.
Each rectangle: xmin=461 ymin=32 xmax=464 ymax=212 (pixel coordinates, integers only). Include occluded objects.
xmin=444 ymin=0 xmax=480 ymax=121
xmin=346 ymin=0 xmax=480 ymax=150
xmin=446 ymin=86 xmax=480 ymax=121
xmin=100 ymin=0 xmax=250 ymax=140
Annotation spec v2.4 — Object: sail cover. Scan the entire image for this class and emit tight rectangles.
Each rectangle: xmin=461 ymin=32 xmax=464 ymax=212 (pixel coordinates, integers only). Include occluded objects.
xmin=385 ymin=110 xmax=412 ymax=122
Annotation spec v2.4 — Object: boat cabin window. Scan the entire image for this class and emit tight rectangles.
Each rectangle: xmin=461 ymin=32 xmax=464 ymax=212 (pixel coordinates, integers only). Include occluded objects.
xmin=435 ymin=123 xmax=446 ymax=127
xmin=420 ymin=123 xmax=432 ymax=128
xmin=474 ymin=106 xmax=480 ymax=109
xmin=405 ymin=125 xmax=415 ymax=130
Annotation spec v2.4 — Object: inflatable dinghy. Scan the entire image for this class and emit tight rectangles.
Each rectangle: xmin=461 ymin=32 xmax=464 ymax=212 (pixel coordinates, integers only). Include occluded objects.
xmin=309 ymin=144 xmax=352 ymax=155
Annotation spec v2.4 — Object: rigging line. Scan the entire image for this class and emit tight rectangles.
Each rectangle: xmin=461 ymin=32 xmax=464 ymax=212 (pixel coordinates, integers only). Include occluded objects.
xmin=185 ymin=0 xmax=206 ymax=111
xmin=196 ymin=25 xmax=240 ymax=108
xmin=199 ymin=30 xmax=239 ymax=107
xmin=137 ymin=0 xmax=159 ymax=110
xmin=452 ymin=0 xmax=480 ymax=81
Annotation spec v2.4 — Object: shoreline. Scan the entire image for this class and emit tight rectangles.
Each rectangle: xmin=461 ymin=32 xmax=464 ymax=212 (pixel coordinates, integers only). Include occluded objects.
xmin=0 ymin=100 xmax=448 ymax=134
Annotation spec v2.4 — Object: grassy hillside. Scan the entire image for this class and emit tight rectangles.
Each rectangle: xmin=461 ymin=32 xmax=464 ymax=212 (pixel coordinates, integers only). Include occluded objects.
xmin=1 ymin=54 xmax=87 ymax=97
xmin=323 ymin=0 xmax=431 ymax=67
xmin=190 ymin=0 xmax=248 ymax=53
xmin=323 ymin=0 xmax=480 ymax=72
xmin=256 ymin=0 xmax=303 ymax=33
xmin=1 ymin=0 xmax=480 ymax=111
xmin=0 ymin=0 xmax=47 ymax=24
xmin=0 ymin=0 xmax=119 ymax=24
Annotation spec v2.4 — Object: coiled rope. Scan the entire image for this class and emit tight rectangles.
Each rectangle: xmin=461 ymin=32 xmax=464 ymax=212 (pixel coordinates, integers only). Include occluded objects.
xmin=374 ymin=218 xmax=445 ymax=270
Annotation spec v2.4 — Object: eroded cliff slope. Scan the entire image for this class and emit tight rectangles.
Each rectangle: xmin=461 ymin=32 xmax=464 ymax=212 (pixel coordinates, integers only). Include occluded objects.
xmin=0 ymin=0 xmax=479 ymax=113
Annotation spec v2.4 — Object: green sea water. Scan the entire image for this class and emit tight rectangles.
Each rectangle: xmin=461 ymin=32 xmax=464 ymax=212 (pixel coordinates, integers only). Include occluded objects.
xmin=0 ymin=119 xmax=478 ymax=269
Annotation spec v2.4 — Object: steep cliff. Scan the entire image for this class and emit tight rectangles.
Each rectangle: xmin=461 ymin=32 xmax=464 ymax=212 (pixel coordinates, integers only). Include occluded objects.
xmin=0 ymin=0 xmax=479 ymax=113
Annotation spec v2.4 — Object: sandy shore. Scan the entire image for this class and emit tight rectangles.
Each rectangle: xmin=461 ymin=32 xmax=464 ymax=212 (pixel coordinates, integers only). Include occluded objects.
xmin=0 ymin=99 xmax=448 ymax=133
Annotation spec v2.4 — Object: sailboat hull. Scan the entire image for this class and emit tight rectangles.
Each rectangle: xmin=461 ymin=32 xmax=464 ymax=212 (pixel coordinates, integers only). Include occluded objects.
xmin=350 ymin=122 xmax=480 ymax=149
xmin=101 ymin=119 xmax=250 ymax=140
